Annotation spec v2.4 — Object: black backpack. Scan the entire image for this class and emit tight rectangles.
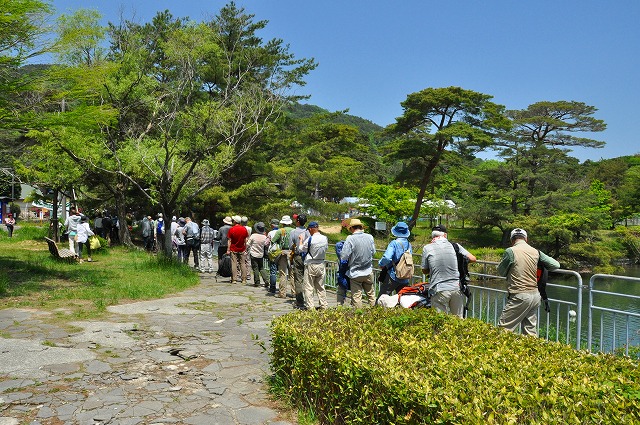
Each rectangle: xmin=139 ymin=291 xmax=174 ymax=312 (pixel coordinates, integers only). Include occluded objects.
xmin=450 ymin=241 xmax=471 ymax=316
xmin=218 ymin=254 xmax=232 ymax=278
xmin=537 ymin=250 xmax=551 ymax=312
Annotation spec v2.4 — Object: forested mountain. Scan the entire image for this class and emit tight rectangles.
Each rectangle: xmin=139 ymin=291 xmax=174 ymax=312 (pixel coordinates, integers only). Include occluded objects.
xmin=285 ymin=103 xmax=383 ymax=135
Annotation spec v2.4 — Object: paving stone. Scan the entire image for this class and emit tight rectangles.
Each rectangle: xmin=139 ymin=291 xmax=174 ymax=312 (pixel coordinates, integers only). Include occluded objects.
xmin=0 ymin=274 xmax=338 ymax=423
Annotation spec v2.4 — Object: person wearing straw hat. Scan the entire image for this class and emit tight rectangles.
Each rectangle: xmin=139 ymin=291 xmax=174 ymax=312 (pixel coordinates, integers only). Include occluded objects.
xmin=340 ymin=218 xmax=376 ymax=308
xmin=378 ymin=221 xmax=413 ymax=296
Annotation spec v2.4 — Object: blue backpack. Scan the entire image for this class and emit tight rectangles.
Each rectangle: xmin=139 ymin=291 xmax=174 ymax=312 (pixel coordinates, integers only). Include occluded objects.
xmin=334 ymin=241 xmax=350 ymax=290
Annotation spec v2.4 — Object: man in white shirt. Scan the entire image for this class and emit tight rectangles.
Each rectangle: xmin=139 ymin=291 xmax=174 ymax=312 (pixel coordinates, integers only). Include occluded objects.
xmin=299 ymin=221 xmax=328 ymax=310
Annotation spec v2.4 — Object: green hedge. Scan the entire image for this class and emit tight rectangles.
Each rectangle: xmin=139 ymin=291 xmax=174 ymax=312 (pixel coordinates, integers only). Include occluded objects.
xmin=270 ymin=308 xmax=640 ymax=424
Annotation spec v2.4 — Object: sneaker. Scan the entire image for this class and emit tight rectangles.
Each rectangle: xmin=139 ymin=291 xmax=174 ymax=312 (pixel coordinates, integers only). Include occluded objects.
xmin=87 ymin=258 xmax=93 ymax=262
xmin=208 ymin=269 xmax=213 ymax=273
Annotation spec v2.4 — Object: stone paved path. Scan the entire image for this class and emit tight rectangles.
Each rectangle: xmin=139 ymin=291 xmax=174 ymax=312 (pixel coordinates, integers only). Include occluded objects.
xmin=0 ymin=270 xmax=336 ymax=424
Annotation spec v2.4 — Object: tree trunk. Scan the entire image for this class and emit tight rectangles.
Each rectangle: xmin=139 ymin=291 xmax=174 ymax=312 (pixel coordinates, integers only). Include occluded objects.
xmin=409 ymin=148 xmax=443 ymax=229
xmin=50 ymin=189 xmax=59 ymax=241
xmin=115 ymin=191 xmax=134 ymax=247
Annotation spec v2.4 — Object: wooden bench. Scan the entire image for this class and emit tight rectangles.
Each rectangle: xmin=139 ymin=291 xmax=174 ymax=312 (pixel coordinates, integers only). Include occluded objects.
xmin=44 ymin=237 xmax=77 ymax=261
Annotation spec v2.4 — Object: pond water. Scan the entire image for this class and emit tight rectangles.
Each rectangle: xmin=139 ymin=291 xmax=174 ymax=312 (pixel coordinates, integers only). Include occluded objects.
xmin=468 ymin=263 xmax=640 ymax=354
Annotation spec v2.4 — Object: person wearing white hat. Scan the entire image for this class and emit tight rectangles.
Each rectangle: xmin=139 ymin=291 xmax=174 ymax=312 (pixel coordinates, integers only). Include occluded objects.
xmin=270 ymin=215 xmax=295 ymax=297
xmin=215 ymin=216 xmax=233 ymax=267
xmin=421 ymin=224 xmax=476 ymax=318
xmin=497 ymin=228 xmax=560 ymax=336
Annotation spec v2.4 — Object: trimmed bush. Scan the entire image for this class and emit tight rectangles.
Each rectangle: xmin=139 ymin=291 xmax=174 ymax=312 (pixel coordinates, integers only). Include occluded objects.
xmin=270 ymin=308 xmax=640 ymax=424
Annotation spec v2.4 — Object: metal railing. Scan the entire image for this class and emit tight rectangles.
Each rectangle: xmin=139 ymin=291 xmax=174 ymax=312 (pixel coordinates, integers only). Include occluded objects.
xmin=588 ymin=274 xmax=640 ymax=356
xmin=264 ymin=246 xmax=639 ymax=356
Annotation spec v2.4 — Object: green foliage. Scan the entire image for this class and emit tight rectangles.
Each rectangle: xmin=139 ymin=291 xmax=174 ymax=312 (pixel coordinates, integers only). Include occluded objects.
xmin=285 ymin=103 xmax=383 ymax=135
xmin=9 ymin=203 xmax=21 ymax=217
xmin=357 ymin=183 xmax=415 ymax=224
xmin=55 ymin=9 xmax=106 ymax=66
xmin=387 ymin=86 xmax=509 ymax=225
xmin=271 ymin=308 xmax=640 ymax=424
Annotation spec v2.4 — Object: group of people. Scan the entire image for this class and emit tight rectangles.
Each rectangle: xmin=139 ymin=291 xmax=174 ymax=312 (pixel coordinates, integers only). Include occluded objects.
xmin=213 ymin=213 xmax=330 ymax=311
xmin=139 ymin=210 xmax=561 ymax=335
xmin=369 ymin=220 xmax=560 ymax=337
xmin=63 ymin=207 xmax=95 ymax=262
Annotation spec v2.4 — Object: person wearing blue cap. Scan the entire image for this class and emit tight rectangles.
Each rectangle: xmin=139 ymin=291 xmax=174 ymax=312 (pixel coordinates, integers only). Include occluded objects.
xmin=378 ymin=221 xmax=413 ymax=296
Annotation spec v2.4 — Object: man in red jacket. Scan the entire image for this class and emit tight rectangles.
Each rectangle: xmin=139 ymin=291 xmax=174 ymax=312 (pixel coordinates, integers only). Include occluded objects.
xmin=227 ymin=215 xmax=249 ymax=284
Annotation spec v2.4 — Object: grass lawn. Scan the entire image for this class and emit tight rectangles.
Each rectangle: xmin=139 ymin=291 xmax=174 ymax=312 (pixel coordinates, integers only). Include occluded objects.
xmin=0 ymin=222 xmax=200 ymax=320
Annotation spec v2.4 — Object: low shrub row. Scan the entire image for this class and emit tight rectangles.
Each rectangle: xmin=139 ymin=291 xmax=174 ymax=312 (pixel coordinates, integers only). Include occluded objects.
xmin=270 ymin=308 xmax=639 ymax=424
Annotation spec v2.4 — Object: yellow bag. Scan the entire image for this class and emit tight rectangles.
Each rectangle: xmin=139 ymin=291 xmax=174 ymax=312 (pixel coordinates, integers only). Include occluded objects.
xmin=89 ymin=235 xmax=101 ymax=250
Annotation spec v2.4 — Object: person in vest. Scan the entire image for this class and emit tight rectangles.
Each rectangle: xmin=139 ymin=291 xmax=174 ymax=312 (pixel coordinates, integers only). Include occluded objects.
xmin=265 ymin=218 xmax=281 ymax=294
xmin=340 ymin=218 xmax=376 ymax=308
xmin=421 ymin=224 xmax=476 ymax=318
xmin=299 ymin=221 xmax=329 ymax=310
xmin=497 ymin=228 xmax=560 ymax=336
xmin=289 ymin=213 xmax=310 ymax=308
xmin=378 ymin=221 xmax=413 ymax=295
xmin=270 ymin=215 xmax=294 ymax=298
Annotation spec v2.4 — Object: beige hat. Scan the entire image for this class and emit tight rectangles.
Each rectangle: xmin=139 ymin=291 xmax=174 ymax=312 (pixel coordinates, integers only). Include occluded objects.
xmin=349 ymin=218 xmax=363 ymax=228
xmin=280 ymin=215 xmax=293 ymax=225
xmin=223 ymin=216 xmax=233 ymax=225
xmin=232 ymin=215 xmax=242 ymax=224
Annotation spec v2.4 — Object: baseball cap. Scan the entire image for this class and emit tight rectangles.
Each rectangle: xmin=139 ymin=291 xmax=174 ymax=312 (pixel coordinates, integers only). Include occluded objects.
xmin=510 ymin=228 xmax=528 ymax=240
xmin=307 ymin=221 xmax=319 ymax=229
xmin=432 ymin=224 xmax=447 ymax=233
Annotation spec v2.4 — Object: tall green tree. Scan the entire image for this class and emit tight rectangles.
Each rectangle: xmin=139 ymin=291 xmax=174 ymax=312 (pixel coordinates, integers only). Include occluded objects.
xmin=387 ymin=86 xmax=508 ymax=228
xmin=25 ymin=4 xmax=316 ymax=253
xmin=0 ymin=0 xmax=52 ymax=162
xmin=497 ymin=101 xmax=606 ymax=216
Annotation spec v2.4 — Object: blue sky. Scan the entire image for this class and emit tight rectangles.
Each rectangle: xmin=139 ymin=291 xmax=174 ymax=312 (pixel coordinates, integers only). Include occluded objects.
xmin=49 ymin=0 xmax=640 ymax=162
